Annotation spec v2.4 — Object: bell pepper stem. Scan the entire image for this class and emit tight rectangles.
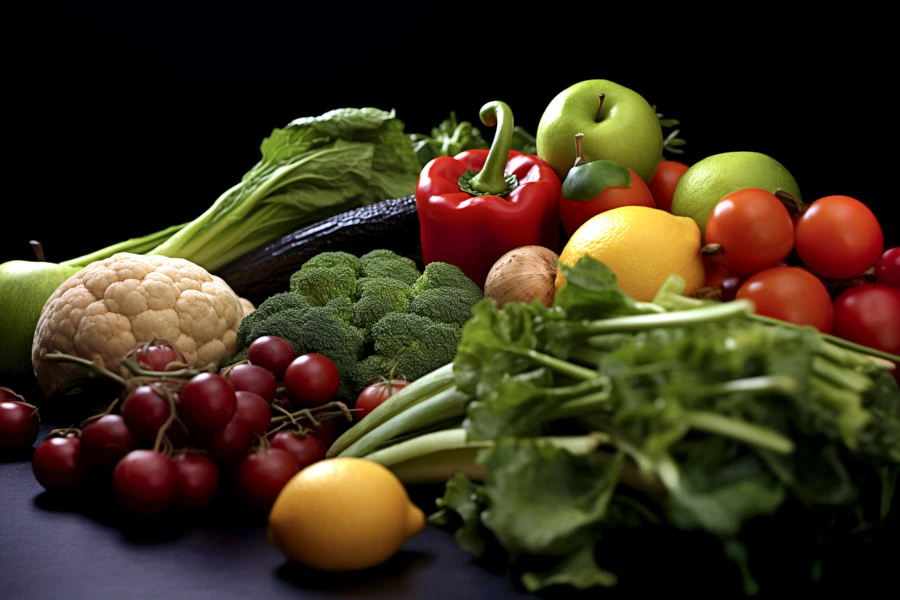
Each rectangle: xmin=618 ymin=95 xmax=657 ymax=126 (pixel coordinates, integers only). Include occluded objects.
xmin=468 ymin=100 xmax=515 ymax=195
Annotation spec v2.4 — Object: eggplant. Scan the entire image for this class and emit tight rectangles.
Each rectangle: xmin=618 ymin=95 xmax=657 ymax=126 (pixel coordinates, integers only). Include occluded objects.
xmin=214 ymin=195 xmax=421 ymax=306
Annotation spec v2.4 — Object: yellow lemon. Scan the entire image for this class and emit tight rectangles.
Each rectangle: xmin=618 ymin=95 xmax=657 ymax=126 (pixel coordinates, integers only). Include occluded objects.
xmin=267 ymin=457 xmax=426 ymax=572
xmin=556 ymin=205 xmax=705 ymax=302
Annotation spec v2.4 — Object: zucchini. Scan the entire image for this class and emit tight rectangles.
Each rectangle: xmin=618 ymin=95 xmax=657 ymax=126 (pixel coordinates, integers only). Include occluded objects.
xmin=215 ymin=195 xmax=421 ymax=305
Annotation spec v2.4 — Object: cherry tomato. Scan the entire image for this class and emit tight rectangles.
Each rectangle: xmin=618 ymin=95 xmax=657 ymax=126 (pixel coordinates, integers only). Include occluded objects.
xmin=234 ymin=390 xmax=272 ymax=437
xmin=121 ymin=385 xmax=173 ymax=441
xmin=831 ymin=283 xmax=900 ymax=355
xmin=355 ymin=379 xmax=409 ymax=420
xmin=283 ymin=353 xmax=340 ymax=408
xmin=129 ymin=341 xmax=183 ymax=372
xmin=793 ymin=195 xmax=884 ymax=279
xmin=0 ymin=396 xmax=40 ymax=450
xmin=735 ymin=266 xmax=834 ymax=333
xmin=225 ymin=363 xmax=278 ymax=403
xmin=704 ymin=188 xmax=795 ymax=276
xmin=560 ymin=166 xmax=656 ymax=236
xmin=648 ymin=160 xmax=690 ymax=212
xmin=177 ymin=372 xmax=237 ymax=432
xmin=32 ymin=436 xmax=84 ymax=491
xmin=874 ymin=247 xmax=900 ymax=288
xmin=199 ymin=412 xmax=254 ymax=464
xmin=79 ymin=414 xmax=135 ymax=470
xmin=171 ymin=452 xmax=220 ymax=510
xmin=309 ymin=418 xmax=340 ymax=449
xmin=112 ymin=449 xmax=178 ymax=515
xmin=248 ymin=335 xmax=297 ymax=380
xmin=269 ymin=430 xmax=326 ymax=470
xmin=235 ymin=447 xmax=299 ymax=511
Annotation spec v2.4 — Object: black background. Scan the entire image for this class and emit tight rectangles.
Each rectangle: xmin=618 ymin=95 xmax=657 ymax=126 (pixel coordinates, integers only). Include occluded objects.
xmin=4 ymin=1 xmax=896 ymax=264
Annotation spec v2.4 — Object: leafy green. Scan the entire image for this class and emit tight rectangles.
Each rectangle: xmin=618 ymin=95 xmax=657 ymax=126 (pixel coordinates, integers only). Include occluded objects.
xmin=419 ymin=255 xmax=900 ymax=596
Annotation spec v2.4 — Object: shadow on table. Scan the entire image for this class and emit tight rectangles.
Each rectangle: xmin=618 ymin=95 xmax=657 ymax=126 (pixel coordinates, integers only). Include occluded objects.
xmin=274 ymin=549 xmax=437 ymax=596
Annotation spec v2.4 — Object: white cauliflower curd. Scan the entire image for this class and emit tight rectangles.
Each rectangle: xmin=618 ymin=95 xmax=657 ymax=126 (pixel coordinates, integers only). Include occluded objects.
xmin=32 ymin=252 xmax=253 ymax=398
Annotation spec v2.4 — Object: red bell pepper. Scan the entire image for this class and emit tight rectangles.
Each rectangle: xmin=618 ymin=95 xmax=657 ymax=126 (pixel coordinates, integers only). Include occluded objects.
xmin=415 ymin=100 xmax=561 ymax=289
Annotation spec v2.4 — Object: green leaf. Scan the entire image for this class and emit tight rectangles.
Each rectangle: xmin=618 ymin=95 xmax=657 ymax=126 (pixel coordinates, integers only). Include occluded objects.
xmin=520 ymin=546 xmax=618 ymax=592
xmin=430 ymin=472 xmax=496 ymax=559
xmin=561 ymin=160 xmax=632 ymax=202
xmin=554 ymin=255 xmax=657 ymax=321
xmin=479 ymin=438 xmax=624 ymax=557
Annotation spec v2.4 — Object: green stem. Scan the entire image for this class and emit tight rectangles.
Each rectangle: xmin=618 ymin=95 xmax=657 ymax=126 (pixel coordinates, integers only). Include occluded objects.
xmin=508 ymin=347 xmax=599 ymax=381
xmin=467 ymin=101 xmax=515 ymax=195
xmin=550 ymin=390 xmax=616 ymax=420
xmin=60 ymin=223 xmax=187 ymax=267
xmin=693 ymin=374 xmax=798 ymax=398
xmin=337 ymin=386 xmax=470 ymax=459
xmin=812 ymin=355 xmax=873 ymax=393
xmin=683 ymin=410 xmax=795 ymax=454
xmin=326 ymin=361 xmax=456 ymax=457
xmin=583 ymin=299 xmax=754 ymax=336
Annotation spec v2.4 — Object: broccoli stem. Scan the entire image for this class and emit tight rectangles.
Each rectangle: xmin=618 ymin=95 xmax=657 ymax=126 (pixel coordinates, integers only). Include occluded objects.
xmin=326 ymin=361 xmax=456 ymax=457
xmin=681 ymin=410 xmax=795 ymax=453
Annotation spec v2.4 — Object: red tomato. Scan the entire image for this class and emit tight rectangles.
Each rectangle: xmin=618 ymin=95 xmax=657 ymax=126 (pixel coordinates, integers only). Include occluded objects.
xmin=874 ymin=247 xmax=900 ymax=288
xmin=793 ymin=195 xmax=884 ymax=279
xmin=648 ymin=160 xmax=690 ymax=212
xmin=831 ymin=283 xmax=900 ymax=355
xmin=735 ymin=266 xmax=834 ymax=333
xmin=283 ymin=353 xmax=341 ymax=408
xmin=704 ymin=188 xmax=795 ymax=276
xmin=560 ymin=167 xmax=656 ymax=236
xmin=355 ymin=379 xmax=409 ymax=420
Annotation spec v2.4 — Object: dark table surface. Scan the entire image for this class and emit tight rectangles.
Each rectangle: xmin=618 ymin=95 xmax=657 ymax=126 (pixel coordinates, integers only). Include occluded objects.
xmin=0 ymin=422 xmax=535 ymax=600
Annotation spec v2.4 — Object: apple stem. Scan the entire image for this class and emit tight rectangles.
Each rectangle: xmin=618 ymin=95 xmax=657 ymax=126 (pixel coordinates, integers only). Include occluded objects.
xmin=573 ymin=133 xmax=588 ymax=167
xmin=596 ymin=92 xmax=606 ymax=121
xmin=29 ymin=240 xmax=46 ymax=262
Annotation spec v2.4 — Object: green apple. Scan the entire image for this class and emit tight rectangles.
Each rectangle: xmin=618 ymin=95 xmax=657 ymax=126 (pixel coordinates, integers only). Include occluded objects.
xmin=536 ymin=79 xmax=664 ymax=185
xmin=0 ymin=260 xmax=80 ymax=385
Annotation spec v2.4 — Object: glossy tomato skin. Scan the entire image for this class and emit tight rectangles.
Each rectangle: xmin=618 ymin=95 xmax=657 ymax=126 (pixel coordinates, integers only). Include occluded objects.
xmin=0 ymin=399 xmax=40 ymax=450
xmin=736 ymin=266 xmax=834 ymax=333
xmin=704 ymin=188 xmax=795 ymax=276
xmin=875 ymin=247 xmax=900 ymax=288
xmin=560 ymin=168 xmax=656 ymax=237
xmin=269 ymin=431 xmax=325 ymax=470
xmin=831 ymin=284 xmax=900 ymax=355
xmin=355 ymin=379 xmax=409 ymax=420
xmin=177 ymin=372 xmax=237 ymax=432
xmin=171 ymin=452 xmax=221 ymax=510
xmin=649 ymin=160 xmax=690 ymax=212
xmin=112 ymin=449 xmax=178 ymax=515
xmin=793 ymin=195 xmax=884 ymax=279
xmin=236 ymin=447 xmax=300 ymax=511
xmin=32 ymin=436 xmax=84 ymax=490
xmin=283 ymin=353 xmax=341 ymax=408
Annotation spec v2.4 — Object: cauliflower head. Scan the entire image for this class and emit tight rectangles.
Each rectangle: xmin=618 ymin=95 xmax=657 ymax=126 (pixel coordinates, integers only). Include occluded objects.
xmin=32 ymin=252 xmax=250 ymax=398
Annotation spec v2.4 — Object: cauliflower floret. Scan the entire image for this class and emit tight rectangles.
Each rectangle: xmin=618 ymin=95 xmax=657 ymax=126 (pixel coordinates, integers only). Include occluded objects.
xmin=31 ymin=252 xmax=250 ymax=399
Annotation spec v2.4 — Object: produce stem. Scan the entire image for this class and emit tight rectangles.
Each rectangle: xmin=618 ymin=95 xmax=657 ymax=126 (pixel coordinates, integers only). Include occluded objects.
xmin=582 ymin=299 xmax=754 ymax=335
xmin=682 ymin=410 xmax=795 ymax=453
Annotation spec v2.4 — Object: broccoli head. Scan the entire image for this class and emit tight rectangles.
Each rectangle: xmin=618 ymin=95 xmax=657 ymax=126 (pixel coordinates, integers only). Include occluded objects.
xmin=235 ymin=291 xmax=311 ymax=347
xmin=300 ymin=251 xmax=362 ymax=275
xmin=369 ymin=312 xmax=461 ymax=381
xmin=324 ymin=296 xmax=354 ymax=324
xmin=351 ymin=353 xmax=398 ymax=391
xmin=289 ymin=264 xmax=357 ymax=306
xmin=352 ymin=277 xmax=414 ymax=334
xmin=411 ymin=261 xmax=483 ymax=296
xmin=408 ymin=286 xmax=483 ymax=328
xmin=358 ymin=249 xmax=421 ymax=285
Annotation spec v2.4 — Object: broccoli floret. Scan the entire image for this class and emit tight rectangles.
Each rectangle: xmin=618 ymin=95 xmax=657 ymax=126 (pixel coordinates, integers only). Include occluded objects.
xmin=352 ymin=277 xmax=414 ymax=334
xmin=352 ymin=354 xmax=398 ymax=390
xmin=358 ymin=249 xmax=421 ymax=285
xmin=324 ymin=296 xmax=354 ymax=324
xmin=408 ymin=286 xmax=483 ymax=328
xmin=411 ymin=261 xmax=483 ymax=296
xmin=300 ymin=251 xmax=362 ymax=275
xmin=370 ymin=312 xmax=460 ymax=381
xmin=289 ymin=265 xmax=357 ymax=306
xmin=235 ymin=291 xmax=311 ymax=347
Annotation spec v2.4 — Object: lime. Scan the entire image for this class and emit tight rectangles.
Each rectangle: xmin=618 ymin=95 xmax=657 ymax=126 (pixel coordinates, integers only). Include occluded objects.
xmin=670 ymin=151 xmax=801 ymax=239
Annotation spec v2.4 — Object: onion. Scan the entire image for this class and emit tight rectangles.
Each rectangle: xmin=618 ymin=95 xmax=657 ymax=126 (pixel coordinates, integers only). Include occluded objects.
xmin=484 ymin=245 xmax=560 ymax=308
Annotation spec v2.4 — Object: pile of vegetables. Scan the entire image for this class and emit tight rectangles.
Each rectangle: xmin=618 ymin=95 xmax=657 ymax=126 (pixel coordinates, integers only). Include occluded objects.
xmin=223 ymin=249 xmax=484 ymax=403
xmin=327 ymin=255 xmax=900 ymax=595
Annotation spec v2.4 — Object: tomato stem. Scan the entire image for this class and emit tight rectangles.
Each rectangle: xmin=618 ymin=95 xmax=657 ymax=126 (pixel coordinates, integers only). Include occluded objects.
xmin=701 ymin=243 xmax=723 ymax=256
xmin=774 ymin=188 xmax=807 ymax=217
